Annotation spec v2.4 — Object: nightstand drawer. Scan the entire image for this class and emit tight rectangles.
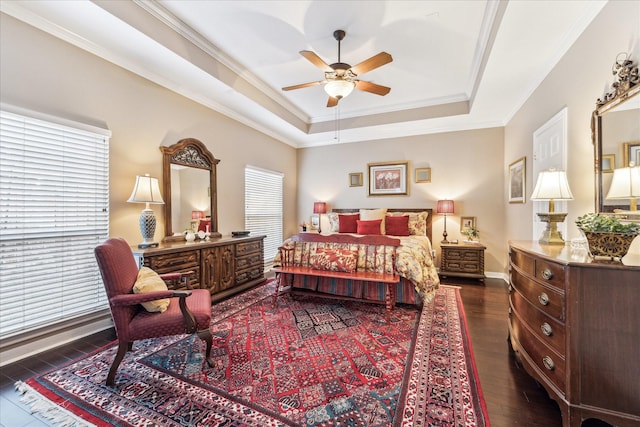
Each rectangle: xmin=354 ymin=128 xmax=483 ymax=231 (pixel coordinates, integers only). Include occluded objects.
xmin=444 ymin=260 xmax=480 ymax=272
xmin=445 ymin=249 xmax=480 ymax=261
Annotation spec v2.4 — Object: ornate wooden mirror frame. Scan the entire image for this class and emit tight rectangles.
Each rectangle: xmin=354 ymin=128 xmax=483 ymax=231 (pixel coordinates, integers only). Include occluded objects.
xmin=591 ymin=53 xmax=639 ymax=213
xmin=161 ymin=138 xmax=221 ymax=241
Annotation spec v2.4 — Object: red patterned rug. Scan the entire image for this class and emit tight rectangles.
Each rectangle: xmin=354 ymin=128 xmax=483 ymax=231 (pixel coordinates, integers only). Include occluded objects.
xmin=16 ymin=282 xmax=489 ymax=426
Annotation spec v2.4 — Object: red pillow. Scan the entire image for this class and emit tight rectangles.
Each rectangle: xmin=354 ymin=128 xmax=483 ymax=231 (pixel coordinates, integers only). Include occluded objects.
xmin=385 ymin=215 xmax=410 ymax=236
xmin=357 ymin=219 xmax=382 ymax=235
xmin=338 ymin=214 xmax=359 ymax=233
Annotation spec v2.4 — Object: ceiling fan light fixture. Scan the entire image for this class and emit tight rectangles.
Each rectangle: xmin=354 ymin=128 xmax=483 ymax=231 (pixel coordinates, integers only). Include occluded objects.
xmin=324 ymin=79 xmax=355 ymax=99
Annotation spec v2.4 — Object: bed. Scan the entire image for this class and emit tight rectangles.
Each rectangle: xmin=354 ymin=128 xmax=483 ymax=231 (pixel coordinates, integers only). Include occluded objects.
xmin=275 ymin=208 xmax=440 ymax=306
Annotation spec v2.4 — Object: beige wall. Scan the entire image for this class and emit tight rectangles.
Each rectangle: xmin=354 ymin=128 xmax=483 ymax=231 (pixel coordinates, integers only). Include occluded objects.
xmin=297 ymin=128 xmax=506 ymax=274
xmin=504 ymin=0 xmax=640 ymax=262
xmin=0 ymin=13 xmax=297 ymax=244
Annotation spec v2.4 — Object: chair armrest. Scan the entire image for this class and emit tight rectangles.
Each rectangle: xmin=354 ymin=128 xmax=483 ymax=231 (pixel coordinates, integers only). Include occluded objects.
xmin=171 ymin=290 xmax=192 ymax=298
xmin=109 ymin=291 xmax=174 ymax=307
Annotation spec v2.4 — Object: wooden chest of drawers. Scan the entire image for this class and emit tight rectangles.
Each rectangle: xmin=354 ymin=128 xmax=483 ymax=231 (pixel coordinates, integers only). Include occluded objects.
xmin=133 ymin=235 xmax=265 ymax=302
xmin=509 ymin=241 xmax=640 ymax=427
xmin=439 ymin=243 xmax=486 ymax=280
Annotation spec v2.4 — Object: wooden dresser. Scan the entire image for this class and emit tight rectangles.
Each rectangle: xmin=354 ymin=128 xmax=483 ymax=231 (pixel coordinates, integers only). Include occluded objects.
xmin=508 ymin=241 xmax=640 ymax=427
xmin=133 ymin=235 xmax=265 ymax=303
xmin=439 ymin=242 xmax=486 ymax=280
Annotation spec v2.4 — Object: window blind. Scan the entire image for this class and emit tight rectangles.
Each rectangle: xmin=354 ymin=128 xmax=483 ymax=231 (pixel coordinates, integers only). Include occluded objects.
xmin=244 ymin=166 xmax=283 ymax=270
xmin=0 ymin=108 xmax=111 ymax=339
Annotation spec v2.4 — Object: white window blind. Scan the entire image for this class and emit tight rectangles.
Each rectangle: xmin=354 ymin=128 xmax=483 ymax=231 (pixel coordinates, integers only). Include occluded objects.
xmin=0 ymin=108 xmax=111 ymax=339
xmin=245 ymin=166 xmax=283 ymax=270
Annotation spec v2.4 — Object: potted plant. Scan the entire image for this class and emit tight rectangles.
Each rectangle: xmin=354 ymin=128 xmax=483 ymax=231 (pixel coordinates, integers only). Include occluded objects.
xmin=575 ymin=213 xmax=640 ymax=260
xmin=462 ymin=227 xmax=479 ymax=242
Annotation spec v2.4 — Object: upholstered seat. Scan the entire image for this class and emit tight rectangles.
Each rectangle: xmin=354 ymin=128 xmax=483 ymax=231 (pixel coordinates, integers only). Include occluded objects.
xmin=95 ymin=237 xmax=214 ymax=386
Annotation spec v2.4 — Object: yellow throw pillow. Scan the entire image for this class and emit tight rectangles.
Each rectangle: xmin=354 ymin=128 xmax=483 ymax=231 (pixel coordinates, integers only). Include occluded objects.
xmin=133 ymin=267 xmax=170 ymax=313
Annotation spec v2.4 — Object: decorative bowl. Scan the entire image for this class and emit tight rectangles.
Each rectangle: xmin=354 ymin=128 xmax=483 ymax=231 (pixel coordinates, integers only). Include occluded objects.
xmin=581 ymin=231 xmax=637 ymax=260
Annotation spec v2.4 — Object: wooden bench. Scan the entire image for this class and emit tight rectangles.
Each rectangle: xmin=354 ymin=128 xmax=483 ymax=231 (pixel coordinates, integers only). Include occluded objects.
xmin=272 ymin=233 xmax=401 ymax=321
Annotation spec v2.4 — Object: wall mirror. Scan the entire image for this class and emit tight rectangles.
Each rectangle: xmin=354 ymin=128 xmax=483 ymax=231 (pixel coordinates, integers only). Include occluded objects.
xmin=592 ymin=53 xmax=639 ymax=213
xmin=161 ymin=138 xmax=220 ymax=240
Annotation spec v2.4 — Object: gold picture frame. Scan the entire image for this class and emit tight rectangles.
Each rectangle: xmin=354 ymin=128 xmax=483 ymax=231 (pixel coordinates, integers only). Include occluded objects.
xmin=623 ymin=141 xmax=640 ymax=168
xmin=349 ymin=172 xmax=363 ymax=187
xmin=508 ymin=156 xmax=526 ymax=204
xmin=460 ymin=216 xmax=476 ymax=232
xmin=602 ymin=154 xmax=615 ymax=173
xmin=415 ymin=167 xmax=431 ymax=183
xmin=367 ymin=161 xmax=408 ymax=196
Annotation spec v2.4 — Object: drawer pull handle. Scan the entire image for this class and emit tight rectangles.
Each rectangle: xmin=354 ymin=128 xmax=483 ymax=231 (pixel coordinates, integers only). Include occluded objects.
xmin=538 ymin=293 xmax=550 ymax=306
xmin=541 ymin=322 xmax=553 ymax=337
xmin=541 ymin=269 xmax=553 ymax=280
xmin=542 ymin=356 xmax=555 ymax=371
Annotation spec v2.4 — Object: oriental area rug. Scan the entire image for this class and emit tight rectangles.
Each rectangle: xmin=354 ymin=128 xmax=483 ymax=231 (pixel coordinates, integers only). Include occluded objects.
xmin=16 ymin=282 xmax=489 ymax=427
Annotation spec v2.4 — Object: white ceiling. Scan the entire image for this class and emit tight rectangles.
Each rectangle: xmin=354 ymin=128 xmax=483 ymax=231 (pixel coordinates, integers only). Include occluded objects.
xmin=1 ymin=0 xmax=607 ymax=148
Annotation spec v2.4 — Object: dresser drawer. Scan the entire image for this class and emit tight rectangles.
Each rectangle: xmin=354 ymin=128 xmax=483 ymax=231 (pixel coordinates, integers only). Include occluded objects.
xmin=534 ymin=259 xmax=565 ymax=290
xmin=510 ymin=249 xmax=534 ymax=276
xmin=147 ymin=250 xmax=200 ymax=271
xmin=510 ymin=313 xmax=565 ymax=393
xmin=236 ymin=240 xmax=261 ymax=256
xmin=510 ymin=290 xmax=565 ymax=354
xmin=236 ymin=252 xmax=263 ymax=271
xmin=511 ymin=268 xmax=564 ymax=321
xmin=236 ymin=266 xmax=263 ymax=285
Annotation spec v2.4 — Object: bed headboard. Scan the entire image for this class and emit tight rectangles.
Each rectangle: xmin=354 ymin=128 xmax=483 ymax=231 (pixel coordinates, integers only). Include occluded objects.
xmin=331 ymin=208 xmax=433 ymax=242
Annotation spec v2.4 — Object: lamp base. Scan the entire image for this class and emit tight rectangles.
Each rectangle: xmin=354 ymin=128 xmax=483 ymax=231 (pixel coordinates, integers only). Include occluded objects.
xmin=537 ymin=212 xmax=568 ymax=245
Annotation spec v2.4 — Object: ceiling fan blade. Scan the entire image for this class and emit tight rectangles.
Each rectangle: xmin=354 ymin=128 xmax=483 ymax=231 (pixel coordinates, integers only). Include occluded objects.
xmin=300 ymin=50 xmax=333 ymax=72
xmin=349 ymin=52 xmax=393 ymax=76
xmin=282 ymin=80 xmax=325 ymax=91
xmin=327 ymin=96 xmax=339 ymax=108
xmin=355 ymin=80 xmax=391 ymax=96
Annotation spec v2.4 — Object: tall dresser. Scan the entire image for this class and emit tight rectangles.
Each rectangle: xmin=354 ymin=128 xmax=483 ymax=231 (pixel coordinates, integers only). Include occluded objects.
xmin=133 ymin=235 xmax=265 ymax=303
xmin=508 ymin=241 xmax=640 ymax=427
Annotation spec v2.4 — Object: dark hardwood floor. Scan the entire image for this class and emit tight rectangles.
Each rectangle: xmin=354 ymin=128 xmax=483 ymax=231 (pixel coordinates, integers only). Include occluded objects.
xmin=0 ymin=278 xmax=570 ymax=426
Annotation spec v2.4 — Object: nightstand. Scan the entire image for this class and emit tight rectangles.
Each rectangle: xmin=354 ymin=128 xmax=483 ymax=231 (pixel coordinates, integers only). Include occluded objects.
xmin=439 ymin=242 xmax=486 ymax=281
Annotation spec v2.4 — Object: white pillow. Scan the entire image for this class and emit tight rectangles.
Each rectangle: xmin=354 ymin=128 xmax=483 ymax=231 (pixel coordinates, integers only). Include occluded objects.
xmin=360 ymin=208 xmax=388 ymax=234
xmin=133 ymin=267 xmax=170 ymax=313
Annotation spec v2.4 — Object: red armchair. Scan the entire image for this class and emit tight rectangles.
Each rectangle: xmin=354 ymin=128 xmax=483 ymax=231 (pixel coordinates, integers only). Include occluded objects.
xmin=95 ymin=238 xmax=214 ymax=386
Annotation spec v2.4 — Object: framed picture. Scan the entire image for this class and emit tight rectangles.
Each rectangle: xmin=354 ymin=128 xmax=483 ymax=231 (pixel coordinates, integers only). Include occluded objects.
xmin=623 ymin=141 xmax=640 ymax=167
xmin=602 ymin=154 xmax=615 ymax=173
xmin=460 ymin=216 xmax=476 ymax=232
xmin=349 ymin=172 xmax=363 ymax=187
xmin=367 ymin=161 xmax=408 ymax=196
xmin=415 ymin=167 xmax=431 ymax=183
xmin=508 ymin=156 xmax=526 ymax=204
xmin=310 ymin=214 xmax=319 ymax=230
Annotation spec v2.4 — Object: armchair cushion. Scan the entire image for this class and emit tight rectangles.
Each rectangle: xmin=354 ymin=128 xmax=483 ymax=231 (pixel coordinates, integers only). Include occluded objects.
xmin=133 ymin=267 xmax=170 ymax=313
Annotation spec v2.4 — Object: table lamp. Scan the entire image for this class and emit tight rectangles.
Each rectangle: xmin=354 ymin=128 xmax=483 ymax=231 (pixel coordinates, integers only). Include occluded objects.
xmin=530 ymin=169 xmax=573 ymax=245
xmin=606 ymin=163 xmax=640 ymax=211
xmin=313 ymin=201 xmax=327 ymax=233
xmin=128 ymin=174 xmax=164 ymax=248
xmin=436 ymin=199 xmax=455 ymax=243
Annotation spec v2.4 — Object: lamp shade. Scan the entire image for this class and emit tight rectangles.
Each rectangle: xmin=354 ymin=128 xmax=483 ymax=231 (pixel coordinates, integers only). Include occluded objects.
xmin=606 ymin=165 xmax=640 ymax=199
xmin=530 ymin=170 xmax=574 ymax=201
xmin=324 ymin=79 xmax=355 ymax=99
xmin=127 ymin=174 xmax=164 ymax=204
xmin=313 ymin=201 xmax=327 ymax=214
xmin=436 ymin=199 xmax=455 ymax=214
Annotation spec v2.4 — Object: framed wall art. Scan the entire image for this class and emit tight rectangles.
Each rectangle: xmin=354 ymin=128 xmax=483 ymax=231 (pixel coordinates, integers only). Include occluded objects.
xmin=623 ymin=141 xmax=640 ymax=167
xmin=415 ymin=167 xmax=431 ymax=183
xmin=349 ymin=172 xmax=363 ymax=187
xmin=460 ymin=216 xmax=476 ymax=232
xmin=368 ymin=161 xmax=408 ymax=196
xmin=508 ymin=156 xmax=526 ymax=204
xmin=602 ymin=154 xmax=615 ymax=173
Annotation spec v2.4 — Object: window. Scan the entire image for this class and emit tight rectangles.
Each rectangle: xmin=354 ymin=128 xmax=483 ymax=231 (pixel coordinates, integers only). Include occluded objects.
xmin=244 ymin=166 xmax=283 ymax=270
xmin=0 ymin=107 xmax=111 ymax=339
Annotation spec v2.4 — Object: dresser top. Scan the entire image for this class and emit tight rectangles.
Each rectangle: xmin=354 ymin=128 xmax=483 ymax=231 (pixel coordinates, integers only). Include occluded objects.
xmin=132 ymin=234 xmax=265 ymax=256
xmin=509 ymin=240 xmax=640 ymax=268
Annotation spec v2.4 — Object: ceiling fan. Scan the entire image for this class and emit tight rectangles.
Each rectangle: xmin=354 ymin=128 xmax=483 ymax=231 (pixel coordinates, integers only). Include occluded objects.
xmin=282 ymin=30 xmax=393 ymax=107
